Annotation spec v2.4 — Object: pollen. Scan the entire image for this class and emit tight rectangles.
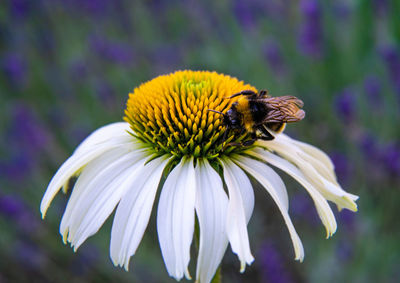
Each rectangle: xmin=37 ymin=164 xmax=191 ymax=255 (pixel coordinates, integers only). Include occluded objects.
xmin=124 ymin=70 xmax=257 ymax=158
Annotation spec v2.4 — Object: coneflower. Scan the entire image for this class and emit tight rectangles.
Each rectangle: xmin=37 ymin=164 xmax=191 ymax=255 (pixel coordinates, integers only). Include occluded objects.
xmin=41 ymin=70 xmax=358 ymax=283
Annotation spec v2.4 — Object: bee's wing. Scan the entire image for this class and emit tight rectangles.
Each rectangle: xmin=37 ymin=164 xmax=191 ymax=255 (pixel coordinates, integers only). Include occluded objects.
xmin=261 ymin=96 xmax=305 ymax=123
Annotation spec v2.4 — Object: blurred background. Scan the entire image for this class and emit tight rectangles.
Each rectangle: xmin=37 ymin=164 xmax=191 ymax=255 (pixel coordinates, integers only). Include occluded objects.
xmin=1 ymin=0 xmax=399 ymax=282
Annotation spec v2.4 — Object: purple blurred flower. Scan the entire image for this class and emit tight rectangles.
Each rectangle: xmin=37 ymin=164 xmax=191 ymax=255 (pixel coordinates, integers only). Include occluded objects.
xmin=10 ymin=0 xmax=32 ymax=18
xmin=9 ymin=103 xmax=49 ymax=152
xmin=258 ymin=243 xmax=294 ymax=283
xmin=233 ymin=0 xmax=275 ymax=29
xmin=298 ymin=0 xmax=323 ymax=58
xmin=337 ymin=209 xmax=355 ymax=230
xmin=336 ymin=240 xmax=353 ymax=262
xmin=330 ymin=152 xmax=351 ymax=185
xmin=263 ymin=41 xmax=286 ymax=76
xmin=95 ymin=81 xmax=116 ymax=108
xmin=69 ymin=124 xmax=93 ymax=146
xmin=359 ymin=133 xmax=381 ymax=162
xmin=0 ymin=195 xmax=25 ymax=217
xmin=1 ymin=53 xmax=28 ymax=87
xmin=14 ymin=241 xmax=47 ymax=270
xmin=333 ymin=2 xmax=351 ymax=20
xmin=233 ymin=0 xmax=289 ymax=25
xmin=151 ymin=45 xmax=182 ymax=74
xmin=360 ymin=134 xmax=400 ymax=178
xmin=372 ymin=0 xmax=388 ymax=16
xmin=291 ymin=193 xmax=319 ymax=226
xmin=382 ymin=144 xmax=400 ymax=175
xmin=233 ymin=0 xmax=256 ymax=29
xmin=0 ymin=194 xmax=41 ymax=233
xmin=334 ymin=88 xmax=356 ymax=123
xmin=68 ymin=60 xmax=88 ymax=81
xmin=0 ymin=152 xmax=33 ymax=181
xmin=71 ymin=244 xmax=100 ymax=275
xmin=66 ymin=0 xmax=111 ymax=16
xmin=90 ymin=35 xmax=135 ymax=66
xmin=147 ymin=0 xmax=170 ymax=13
xmin=364 ymin=75 xmax=382 ymax=108
xmin=1 ymin=103 xmax=50 ymax=182
xmin=381 ymin=46 xmax=400 ymax=96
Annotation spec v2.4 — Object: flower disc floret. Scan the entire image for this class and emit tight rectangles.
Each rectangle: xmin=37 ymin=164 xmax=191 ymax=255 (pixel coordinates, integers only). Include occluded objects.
xmin=124 ymin=70 xmax=257 ymax=158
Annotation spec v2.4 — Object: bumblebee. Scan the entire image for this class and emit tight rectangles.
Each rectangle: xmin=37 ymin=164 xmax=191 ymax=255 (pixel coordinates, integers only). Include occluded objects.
xmin=209 ymin=89 xmax=305 ymax=146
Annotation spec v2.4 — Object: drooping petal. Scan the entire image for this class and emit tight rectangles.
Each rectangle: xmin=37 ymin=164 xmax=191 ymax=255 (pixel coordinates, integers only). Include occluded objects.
xmin=233 ymin=155 xmax=304 ymax=261
xmin=220 ymin=158 xmax=254 ymax=273
xmin=110 ymin=156 xmax=170 ymax=270
xmin=40 ymin=123 xmax=137 ymax=218
xmin=195 ymin=159 xmax=229 ymax=283
xmin=249 ymin=148 xmax=337 ymax=238
xmin=259 ymin=137 xmax=358 ymax=211
xmin=157 ymin=157 xmax=196 ymax=281
xmin=41 ymin=145 xmax=130 ymax=218
xmin=296 ymin=148 xmax=338 ymax=185
xmin=278 ymin=133 xmax=335 ymax=171
xmin=61 ymin=149 xmax=149 ymax=249
xmin=59 ymin=147 xmax=131 ymax=241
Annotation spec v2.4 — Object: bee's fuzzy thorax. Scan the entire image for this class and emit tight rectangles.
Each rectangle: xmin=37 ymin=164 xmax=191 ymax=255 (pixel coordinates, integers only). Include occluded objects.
xmin=234 ymin=97 xmax=253 ymax=131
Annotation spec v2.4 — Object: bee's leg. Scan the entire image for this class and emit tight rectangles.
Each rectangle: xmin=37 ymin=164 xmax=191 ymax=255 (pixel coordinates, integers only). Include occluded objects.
xmin=239 ymin=127 xmax=247 ymax=135
xmin=258 ymin=89 xmax=268 ymax=97
xmin=225 ymin=132 xmax=256 ymax=147
xmin=242 ymin=138 xmax=257 ymax=146
xmin=256 ymin=125 xmax=275 ymax=140
xmin=222 ymin=126 xmax=230 ymax=142
xmin=225 ymin=90 xmax=257 ymax=99
xmin=241 ymin=131 xmax=258 ymax=146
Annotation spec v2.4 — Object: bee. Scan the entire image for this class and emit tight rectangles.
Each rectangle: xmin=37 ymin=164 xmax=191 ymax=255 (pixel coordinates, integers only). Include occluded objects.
xmin=208 ymin=89 xmax=305 ymax=146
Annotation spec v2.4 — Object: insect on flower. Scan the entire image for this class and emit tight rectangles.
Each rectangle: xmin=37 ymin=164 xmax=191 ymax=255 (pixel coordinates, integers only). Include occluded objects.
xmin=40 ymin=71 xmax=358 ymax=283
xmin=208 ymin=90 xmax=305 ymax=146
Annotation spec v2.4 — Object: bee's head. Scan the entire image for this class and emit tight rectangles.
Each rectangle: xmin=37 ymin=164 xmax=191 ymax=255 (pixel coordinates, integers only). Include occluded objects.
xmin=225 ymin=107 xmax=242 ymax=129
xmin=207 ymin=105 xmax=242 ymax=129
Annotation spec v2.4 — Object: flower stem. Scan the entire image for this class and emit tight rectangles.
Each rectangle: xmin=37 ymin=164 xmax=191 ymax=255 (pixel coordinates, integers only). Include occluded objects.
xmin=211 ymin=266 xmax=222 ymax=283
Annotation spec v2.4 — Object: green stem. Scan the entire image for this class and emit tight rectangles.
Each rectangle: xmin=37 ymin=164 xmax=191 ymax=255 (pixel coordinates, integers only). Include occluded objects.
xmin=211 ymin=266 xmax=222 ymax=283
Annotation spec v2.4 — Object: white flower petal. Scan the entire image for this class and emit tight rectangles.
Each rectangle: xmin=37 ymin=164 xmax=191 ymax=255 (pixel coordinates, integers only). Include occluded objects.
xmin=195 ymin=159 xmax=229 ymax=283
xmin=110 ymin=156 xmax=170 ymax=271
xmin=296 ymin=149 xmax=338 ymax=185
xmin=278 ymin=133 xmax=335 ymax=172
xmin=277 ymin=134 xmax=358 ymax=205
xmin=259 ymin=137 xmax=358 ymax=211
xmin=250 ymin=148 xmax=337 ymax=238
xmin=321 ymin=179 xmax=359 ymax=211
xmin=62 ymin=149 xmax=148 ymax=249
xmin=157 ymin=158 xmax=196 ymax=281
xmin=234 ymin=155 xmax=289 ymax=210
xmin=41 ymin=137 xmax=134 ymax=218
xmin=233 ymin=155 xmax=304 ymax=261
xmin=59 ymin=147 xmax=130 ymax=241
xmin=220 ymin=158 xmax=254 ymax=273
xmin=74 ymin=122 xmax=133 ymax=155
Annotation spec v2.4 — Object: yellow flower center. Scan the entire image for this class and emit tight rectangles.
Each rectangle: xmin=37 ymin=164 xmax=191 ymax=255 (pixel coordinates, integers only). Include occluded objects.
xmin=124 ymin=70 xmax=257 ymax=158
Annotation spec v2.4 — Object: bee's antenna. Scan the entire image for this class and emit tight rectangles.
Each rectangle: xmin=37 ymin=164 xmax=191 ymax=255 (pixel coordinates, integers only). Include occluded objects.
xmin=207 ymin=109 xmax=224 ymax=116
